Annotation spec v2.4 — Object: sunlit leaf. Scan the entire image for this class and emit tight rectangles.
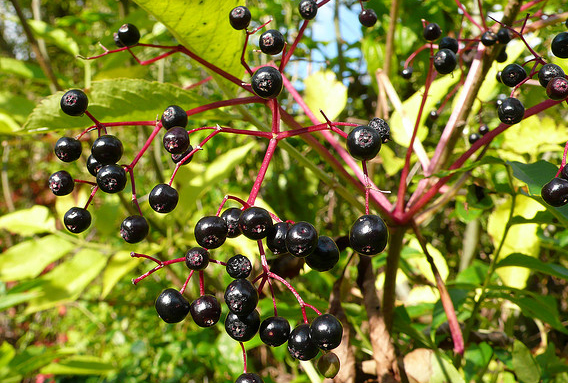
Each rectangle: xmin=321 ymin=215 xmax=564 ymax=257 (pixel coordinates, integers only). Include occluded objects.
xmin=40 ymin=355 xmax=115 ymax=375
xmin=0 ymin=205 xmax=56 ymax=236
xmin=304 ymin=70 xmax=347 ymax=122
xmin=512 ymin=340 xmax=541 ymax=383
xmin=101 ymin=251 xmax=140 ymax=299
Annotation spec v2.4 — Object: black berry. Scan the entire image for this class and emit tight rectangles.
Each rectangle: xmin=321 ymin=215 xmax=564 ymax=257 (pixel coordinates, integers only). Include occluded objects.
xmin=287 ymin=323 xmax=319 ymax=361
xmin=91 ymin=135 xmax=123 ymax=165
xmin=358 ymin=9 xmax=377 ymax=28
xmin=239 ymin=206 xmax=273 ymax=240
xmin=163 ymin=127 xmax=190 ymax=154
xmin=368 ymin=117 xmax=390 ymax=143
xmin=87 ymin=154 xmax=103 ymax=176
xmin=349 ymin=214 xmax=389 ymax=256
xmin=439 ymin=36 xmax=459 ymax=53
xmin=221 ymin=207 xmax=242 ymax=238
xmin=428 ymin=110 xmax=439 ymax=121
xmin=285 ymin=221 xmax=318 ymax=258
xmin=433 ymin=48 xmax=457 ymax=74
xmin=229 ymin=6 xmax=252 ymax=30
xmin=497 ymin=97 xmax=524 ymax=125
xmin=541 ymin=177 xmax=568 ymax=207
xmin=298 ymin=0 xmax=318 ymax=20
xmin=478 ymin=124 xmax=489 ymax=136
xmin=346 ymin=125 xmax=382 ymax=161
xmin=310 ymin=313 xmax=343 ymax=350
xmin=185 ymin=247 xmax=210 ymax=270
xmin=496 ymin=48 xmax=508 ymax=63
xmin=113 ymin=33 xmax=124 ymax=48
xmin=481 ymin=30 xmax=498 ymax=46
xmin=155 ymin=288 xmax=190 ymax=323
xmin=116 ymin=23 xmax=140 ymax=47
xmin=551 ymin=32 xmax=568 ymax=59
xmin=96 ymin=164 xmax=127 ymax=193
xmin=194 ymin=216 xmax=228 ymax=249
xmin=259 ymin=316 xmax=290 ymax=347
xmin=120 ymin=215 xmax=149 ymax=243
xmin=190 ymin=294 xmax=221 ymax=327
xmin=546 ymin=76 xmax=568 ymax=101
xmin=401 ymin=67 xmax=413 ymax=79
xmin=225 ymin=309 xmax=261 ymax=342
xmin=171 ymin=145 xmax=194 ymax=166
xmin=54 ymin=137 xmax=82 ymax=162
xmin=224 ymin=278 xmax=259 ymax=316
xmin=423 ymin=23 xmax=442 ymax=41
xmin=497 ymin=28 xmax=512 ymax=44
xmin=60 ymin=89 xmax=88 ymax=116
xmin=226 ymin=254 xmax=252 ymax=279
xmin=500 ymin=63 xmax=527 ymax=87
xmin=251 ymin=66 xmax=283 ymax=99
xmin=538 ymin=63 xmax=565 ymax=88
xmin=305 ymin=236 xmax=340 ymax=272
xmin=161 ymin=105 xmax=188 ymax=130
xmin=149 ymin=183 xmax=179 ymax=213
xmin=562 ymin=165 xmax=568 ymax=180
xmin=266 ymin=221 xmax=289 ymax=254
xmin=259 ymin=29 xmax=285 ymax=55
xmin=235 ymin=373 xmax=264 ymax=383
xmin=64 ymin=207 xmax=91 ymax=233
xmin=468 ymin=132 xmax=481 ymax=144
xmin=49 ymin=170 xmax=75 ymax=196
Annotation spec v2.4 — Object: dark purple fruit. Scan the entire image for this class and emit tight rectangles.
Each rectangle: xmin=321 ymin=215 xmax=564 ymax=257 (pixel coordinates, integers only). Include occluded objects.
xmin=259 ymin=316 xmax=290 ymax=347
xmin=305 ymin=236 xmax=340 ymax=272
xmin=96 ymin=164 xmax=127 ymax=193
xmin=163 ymin=126 xmax=190 ymax=154
xmin=116 ymin=23 xmax=140 ymax=47
xmin=551 ymin=32 xmax=568 ymax=59
xmin=60 ymin=89 xmax=88 ymax=116
xmin=546 ymin=76 xmax=568 ymax=101
xmin=161 ymin=105 xmax=188 ymax=130
xmin=439 ymin=36 xmax=459 ymax=53
xmin=497 ymin=28 xmax=512 ymax=44
xmin=423 ymin=23 xmax=442 ymax=41
xmin=87 ymin=154 xmax=103 ymax=176
xmin=496 ymin=48 xmax=508 ymax=63
xmin=285 ymin=221 xmax=318 ymax=258
xmin=221 ymin=207 xmax=242 ymax=238
xmin=91 ymin=135 xmax=123 ymax=165
xmin=63 ymin=207 xmax=91 ymax=234
xmin=120 ymin=215 xmax=149 ymax=243
xmin=497 ymin=97 xmax=524 ymax=125
xmin=226 ymin=254 xmax=252 ymax=279
xmin=185 ymin=247 xmax=210 ymax=270
xmin=349 ymin=214 xmax=388 ymax=256
xmin=298 ymin=0 xmax=318 ymax=20
xmin=266 ymin=222 xmax=290 ymax=254
xmin=190 ymin=294 xmax=221 ymax=327
xmin=541 ymin=177 xmax=568 ymax=207
xmin=259 ymin=29 xmax=285 ymax=55
xmin=358 ymin=9 xmax=377 ymax=28
xmin=288 ymin=323 xmax=319 ymax=361
xmin=500 ymin=63 xmax=527 ymax=87
xmin=235 ymin=373 xmax=264 ymax=383
xmin=148 ymin=183 xmax=178 ymax=213
xmin=433 ymin=48 xmax=457 ymax=74
xmin=194 ymin=216 xmax=228 ymax=249
xmin=368 ymin=117 xmax=390 ymax=143
xmin=155 ymin=288 xmax=190 ymax=323
xmin=251 ymin=66 xmax=283 ymax=99
xmin=561 ymin=165 xmax=568 ymax=180
xmin=225 ymin=309 xmax=260 ymax=342
xmin=310 ymin=313 xmax=343 ymax=350
xmin=478 ymin=124 xmax=489 ymax=136
xmin=54 ymin=137 xmax=82 ymax=162
xmin=229 ymin=6 xmax=251 ymax=30
xmin=49 ymin=170 xmax=74 ymax=196
xmin=239 ymin=206 xmax=273 ymax=240
xmin=401 ymin=67 xmax=413 ymax=79
xmin=538 ymin=63 xmax=565 ymax=88
xmin=428 ymin=110 xmax=439 ymax=121
xmin=468 ymin=132 xmax=480 ymax=144
xmin=171 ymin=145 xmax=194 ymax=166
xmin=224 ymin=278 xmax=259 ymax=316
xmin=346 ymin=125 xmax=382 ymax=161
xmin=481 ymin=30 xmax=498 ymax=46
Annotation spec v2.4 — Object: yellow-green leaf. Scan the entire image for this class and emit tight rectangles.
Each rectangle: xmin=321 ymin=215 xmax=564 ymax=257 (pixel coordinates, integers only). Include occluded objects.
xmin=304 ymin=70 xmax=347 ymax=122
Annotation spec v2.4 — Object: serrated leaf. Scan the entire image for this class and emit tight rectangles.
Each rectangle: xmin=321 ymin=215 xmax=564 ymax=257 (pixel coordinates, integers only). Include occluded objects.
xmin=497 ymin=253 xmax=568 ymax=280
xmin=22 ymin=79 xmax=227 ymax=133
xmin=512 ymin=340 xmax=541 ymax=383
xmin=101 ymin=251 xmax=139 ymax=299
xmin=0 ymin=205 xmax=56 ymax=236
xmin=25 ymin=249 xmax=107 ymax=314
xmin=0 ymin=235 xmax=74 ymax=282
xmin=304 ymin=70 xmax=347 ymax=122
xmin=40 ymin=355 xmax=114 ymax=375
xmin=131 ymin=0 xmax=245 ymax=80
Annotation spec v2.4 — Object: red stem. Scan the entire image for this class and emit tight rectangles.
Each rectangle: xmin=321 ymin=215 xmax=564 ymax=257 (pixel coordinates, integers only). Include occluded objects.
xmin=247 ymin=138 xmax=278 ymax=206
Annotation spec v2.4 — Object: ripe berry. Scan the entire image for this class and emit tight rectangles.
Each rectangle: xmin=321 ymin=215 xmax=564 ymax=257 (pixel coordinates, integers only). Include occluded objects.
xmin=288 ymin=323 xmax=319 ymax=361
xmin=224 ymin=279 xmax=259 ymax=316
xmin=155 ymin=288 xmax=190 ymax=323
xmin=194 ymin=216 xmax=228 ymax=249
xmin=239 ymin=206 xmax=273 ymax=240
xmin=428 ymin=110 xmax=439 ymax=121
xmin=317 ymin=352 xmax=340 ymax=378
xmin=185 ymin=247 xmax=210 ymax=270
xmin=551 ymin=32 xmax=568 ymax=59
xmin=368 ymin=117 xmax=390 ymax=143
xmin=358 ymin=9 xmax=377 ymax=28
xmin=497 ymin=97 xmax=524 ymax=125
xmin=91 ymin=135 xmax=123 ymax=165
xmin=310 ymin=313 xmax=343 ymax=350
xmin=259 ymin=29 xmax=285 ymax=55
xmin=149 ymin=183 xmax=179 ymax=213
xmin=221 ymin=207 xmax=242 ymax=238
xmin=468 ymin=132 xmax=481 ymax=144
xmin=259 ymin=316 xmax=291 ymax=347
xmin=478 ymin=124 xmax=489 ymax=136
xmin=190 ymin=294 xmax=221 ymax=327
xmin=546 ymin=77 xmax=568 ymax=101
xmin=481 ymin=30 xmax=498 ymax=46
xmin=161 ymin=105 xmax=188 ymax=130
xmin=225 ymin=309 xmax=261 ymax=342
xmin=226 ymin=254 xmax=252 ymax=279
xmin=496 ymin=93 xmax=507 ymax=108
xmin=116 ymin=23 xmax=140 ymax=47
xmin=562 ymin=165 xmax=568 ymax=180
xmin=500 ymin=63 xmax=527 ymax=87
xmin=496 ymin=48 xmax=508 ymax=63
xmin=346 ymin=125 xmax=381 ymax=161
xmin=423 ymin=23 xmax=442 ymax=41
xmin=349 ymin=214 xmax=388 ymax=256
xmin=96 ymin=164 xmax=127 ymax=193
xmin=538 ymin=63 xmax=565 ymax=88
xmin=541 ymin=177 xmax=568 ymax=207
xmin=49 ymin=170 xmax=74 ymax=196
xmin=497 ymin=28 xmax=512 ymax=44
xmin=439 ymin=36 xmax=459 ymax=53
xmin=305 ymin=236 xmax=340 ymax=272
xmin=171 ymin=145 xmax=194 ymax=166
xmin=251 ymin=66 xmax=283 ymax=99
xmin=401 ymin=67 xmax=413 ymax=79
xmin=235 ymin=373 xmax=264 ymax=383
xmin=163 ymin=127 xmax=190 ymax=154
xmin=298 ymin=0 xmax=318 ymax=20
xmin=64 ymin=207 xmax=91 ymax=233
xmin=120 ymin=215 xmax=149 ymax=243
xmin=229 ymin=6 xmax=252 ymax=30
xmin=60 ymin=89 xmax=88 ymax=116
xmin=433 ymin=48 xmax=457 ymax=74
xmin=87 ymin=155 xmax=103 ymax=176
xmin=113 ymin=33 xmax=124 ymax=48
xmin=285 ymin=221 xmax=318 ymax=258
xmin=266 ymin=221 xmax=289 ymax=254
xmin=54 ymin=137 xmax=82 ymax=162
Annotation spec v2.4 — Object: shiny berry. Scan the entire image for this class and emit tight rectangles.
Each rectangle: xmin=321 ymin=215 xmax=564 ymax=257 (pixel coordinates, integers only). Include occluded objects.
xmin=224 ymin=278 xmax=259 ymax=316
xmin=155 ymin=288 xmax=190 ymax=323
xmin=259 ymin=29 xmax=285 ymax=55
xmin=358 ymin=9 xmax=377 ymax=28
xmin=171 ymin=145 xmax=194 ymax=166
xmin=194 ymin=216 xmax=228 ymax=249
xmin=368 ymin=117 xmax=390 ymax=143
xmin=116 ymin=23 xmax=140 ymax=47
xmin=478 ymin=124 xmax=489 ymax=136
xmin=433 ymin=48 xmax=457 ymax=74
xmin=310 ymin=313 xmax=343 ymax=350
xmin=259 ymin=316 xmax=291 ymax=347
xmin=538 ymin=63 xmax=565 ymax=88
xmin=60 ymin=89 xmax=88 ymax=116
xmin=64 ymin=207 xmax=91 ymax=233
xmin=546 ymin=76 xmax=568 ymax=101
xmin=347 ymin=125 xmax=381 ymax=161
xmin=541 ymin=177 xmax=568 ymax=207
xmin=226 ymin=254 xmax=252 ymax=279
xmin=497 ymin=28 xmax=512 ymax=44
xmin=562 ymin=166 xmax=568 ymax=180
xmin=551 ymin=32 xmax=568 ymax=59
xmin=428 ymin=110 xmax=439 ymax=121
xmin=468 ymin=133 xmax=480 ymax=144
xmin=91 ymin=135 xmax=123 ymax=165
xmin=496 ymin=48 xmax=508 ymax=63
xmin=87 ymin=155 xmax=103 ymax=176
xmin=185 ymin=247 xmax=210 ymax=270
xmin=96 ymin=164 xmax=127 ymax=193
xmin=113 ymin=33 xmax=124 ymax=48
xmin=239 ymin=206 xmax=273 ymax=240
xmin=225 ymin=309 xmax=261 ymax=342
xmin=285 ymin=221 xmax=318 ymax=257
xmin=305 ymin=236 xmax=340 ymax=272
xmin=229 ymin=6 xmax=251 ymax=30
xmin=423 ymin=23 xmax=442 ymax=41
xmin=120 ymin=215 xmax=149 ymax=243
xmin=54 ymin=137 xmax=82 ymax=162
xmin=298 ymin=0 xmax=318 ymax=20
xmin=190 ymin=294 xmax=221 ymax=327
xmin=161 ymin=105 xmax=188 ymax=130
xmin=349 ymin=214 xmax=388 ymax=256
xmin=288 ymin=323 xmax=319 ymax=361
xmin=251 ymin=66 xmax=283 ymax=99
xmin=439 ymin=36 xmax=459 ymax=53
xmin=163 ymin=127 xmax=190 ymax=154
xmin=497 ymin=97 xmax=524 ymax=125
xmin=500 ymin=63 xmax=527 ymax=87
xmin=401 ymin=67 xmax=413 ymax=79
xmin=49 ymin=170 xmax=74 ymax=196
xmin=221 ymin=207 xmax=242 ymax=238
xmin=266 ymin=221 xmax=289 ymax=254
xmin=148 ymin=183 xmax=178 ymax=213
xmin=481 ymin=30 xmax=498 ymax=46
xmin=235 ymin=373 xmax=264 ymax=383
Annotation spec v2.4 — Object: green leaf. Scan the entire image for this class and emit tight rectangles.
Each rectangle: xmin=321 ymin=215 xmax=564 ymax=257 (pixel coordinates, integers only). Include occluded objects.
xmin=304 ymin=70 xmax=347 ymax=122
xmin=0 ymin=342 xmax=16 ymax=368
xmin=503 ymin=115 xmax=566 ymax=158
xmin=27 ymin=19 xmax=80 ymax=56
xmin=131 ymin=0 xmax=245 ymax=80
xmin=430 ymin=351 xmax=466 ymax=383
xmin=0 ymin=92 xmax=37 ymax=124
xmin=0 ymin=235 xmax=74 ymax=282
xmin=0 ymin=57 xmax=46 ymax=80
xmin=497 ymin=253 xmax=568 ymax=280
xmin=0 ymin=205 xmax=56 ymax=236
xmin=512 ymin=340 xmax=541 ymax=383
xmin=40 ymin=355 xmax=115 ymax=375
xmin=25 ymin=248 xmax=107 ymax=314
xmin=0 ymin=291 xmax=41 ymax=311
xmin=101 ymin=251 xmax=139 ymax=299
xmin=509 ymin=160 xmax=557 ymax=196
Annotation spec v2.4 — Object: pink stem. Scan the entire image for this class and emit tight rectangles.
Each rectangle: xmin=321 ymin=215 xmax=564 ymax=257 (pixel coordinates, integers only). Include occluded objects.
xmin=453 ymin=0 xmax=484 ymax=31
xmin=126 ymin=168 xmax=143 ymax=215
xmin=240 ymin=342 xmax=247 ymax=373
xmin=180 ymin=270 xmax=195 ymax=294
xmin=129 ymin=123 xmax=161 ymax=168
xmin=247 ymin=138 xmax=279 ymax=206
xmin=83 ymin=185 xmax=99 ymax=209
xmin=84 ymin=111 xmax=107 ymax=134
xmin=268 ymin=271 xmax=311 ymax=323
xmin=199 ymin=271 xmax=205 ymax=296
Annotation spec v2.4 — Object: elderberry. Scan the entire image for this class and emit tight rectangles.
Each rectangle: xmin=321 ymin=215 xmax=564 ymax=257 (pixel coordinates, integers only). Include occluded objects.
xmin=551 ymin=32 xmax=568 ymax=59
xmin=423 ymin=23 xmax=442 ymax=41
xmin=161 ymin=105 xmax=188 ymax=130
xmin=185 ymin=247 xmax=210 ymax=270
xmin=86 ymin=155 xmax=103 ymax=176
xmin=224 ymin=278 xmax=259 ymax=316
xmin=91 ymin=135 xmax=123 ymax=165
xmin=251 ymin=66 xmax=283 ymax=99
xmin=120 ymin=215 xmax=149 ymax=243
xmin=497 ymin=28 xmax=512 ymax=44
xmin=259 ymin=316 xmax=290 ymax=347
xmin=500 ymin=63 xmax=527 ymax=87
xmin=401 ymin=67 xmax=413 ymax=79
xmin=538 ymin=63 xmax=565 ymax=88
xmin=239 ymin=206 xmax=273 ymax=240
xmin=235 ymin=373 xmax=264 ymax=383
xmin=226 ymin=254 xmax=252 ymax=279
xmin=433 ymin=48 xmax=457 ymax=74
xmin=194 ymin=216 xmax=228 ymax=249
xmin=439 ymin=36 xmax=459 ymax=53
xmin=546 ymin=77 xmax=568 ymax=101
xmin=497 ymin=97 xmax=524 ymax=125
xmin=481 ymin=31 xmax=498 ymax=46
xmin=190 ymin=295 xmax=221 ymax=327
xmin=49 ymin=170 xmax=75 ymax=196
xmin=541 ymin=177 xmax=568 ymax=207
xmin=225 ymin=310 xmax=261 ymax=342
xmin=221 ymin=207 xmax=242 ymax=238
xmin=96 ymin=164 xmax=127 ymax=193
xmin=163 ymin=126 xmax=190 ymax=154
xmin=229 ymin=6 xmax=251 ymax=30
xmin=358 ymin=9 xmax=377 ymax=28
xmin=298 ymin=0 xmax=318 ymax=20
xmin=349 ymin=214 xmax=388 ymax=256
xmin=310 ymin=313 xmax=343 ymax=350
xmin=346 ymin=125 xmax=382 ymax=161
xmin=54 ymin=137 xmax=82 ymax=162
xmin=60 ymin=89 xmax=88 ymax=116
xmin=266 ymin=221 xmax=289 ymax=254
xmin=305 ymin=236 xmax=340 ymax=272
xmin=285 ymin=221 xmax=318 ymax=257
xmin=148 ymin=183 xmax=179 ymax=213
xmin=116 ymin=23 xmax=140 ymax=47
xmin=259 ymin=29 xmax=285 ymax=55
xmin=368 ymin=117 xmax=390 ymax=143
xmin=155 ymin=288 xmax=190 ymax=323
xmin=64 ymin=207 xmax=91 ymax=234
xmin=171 ymin=145 xmax=194 ymax=166
xmin=288 ymin=323 xmax=319 ymax=361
